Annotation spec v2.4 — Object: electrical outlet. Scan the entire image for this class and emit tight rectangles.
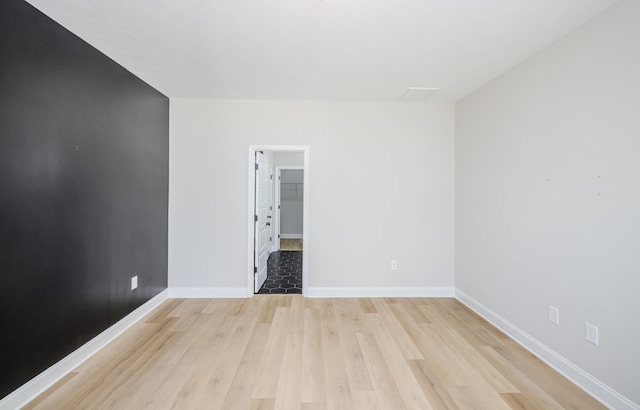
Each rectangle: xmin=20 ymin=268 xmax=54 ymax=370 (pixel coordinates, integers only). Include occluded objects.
xmin=548 ymin=305 xmax=559 ymax=325
xmin=586 ymin=323 xmax=599 ymax=346
xmin=390 ymin=260 xmax=398 ymax=270
xmin=131 ymin=276 xmax=138 ymax=290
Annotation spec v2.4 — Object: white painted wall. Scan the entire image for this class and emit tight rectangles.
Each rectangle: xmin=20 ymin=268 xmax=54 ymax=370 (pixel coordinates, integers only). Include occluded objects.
xmin=456 ymin=0 xmax=640 ymax=406
xmin=169 ymin=100 xmax=455 ymax=289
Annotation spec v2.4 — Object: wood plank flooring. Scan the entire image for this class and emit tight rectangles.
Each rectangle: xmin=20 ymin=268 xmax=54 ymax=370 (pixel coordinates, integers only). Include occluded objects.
xmin=24 ymin=297 xmax=605 ymax=409
xmin=279 ymin=239 xmax=303 ymax=251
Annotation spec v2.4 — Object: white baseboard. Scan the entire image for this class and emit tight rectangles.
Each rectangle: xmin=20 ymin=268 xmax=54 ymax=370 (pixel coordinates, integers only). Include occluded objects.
xmin=305 ymin=286 xmax=455 ymax=298
xmin=280 ymin=234 xmax=303 ymax=239
xmin=0 ymin=289 xmax=169 ymax=410
xmin=168 ymin=287 xmax=248 ymax=298
xmin=455 ymin=289 xmax=638 ymax=410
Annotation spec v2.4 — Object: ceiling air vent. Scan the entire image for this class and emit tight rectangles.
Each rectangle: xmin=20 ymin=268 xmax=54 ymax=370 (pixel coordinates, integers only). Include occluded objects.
xmin=399 ymin=87 xmax=439 ymax=101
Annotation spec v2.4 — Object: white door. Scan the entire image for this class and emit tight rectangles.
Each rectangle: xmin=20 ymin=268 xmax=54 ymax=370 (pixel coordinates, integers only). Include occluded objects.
xmin=254 ymin=152 xmax=271 ymax=292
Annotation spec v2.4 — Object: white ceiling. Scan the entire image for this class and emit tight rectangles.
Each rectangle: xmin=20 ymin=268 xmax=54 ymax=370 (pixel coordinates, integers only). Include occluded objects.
xmin=26 ymin=0 xmax=617 ymax=102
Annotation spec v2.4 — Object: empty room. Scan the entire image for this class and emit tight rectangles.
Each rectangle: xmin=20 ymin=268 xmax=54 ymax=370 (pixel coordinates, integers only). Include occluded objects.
xmin=1 ymin=0 xmax=638 ymax=409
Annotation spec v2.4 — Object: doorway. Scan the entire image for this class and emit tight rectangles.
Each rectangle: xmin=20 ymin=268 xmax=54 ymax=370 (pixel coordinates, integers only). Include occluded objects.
xmin=274 ymin=166 xmax=304 ymax=252
xmin=247 ymin=145 xmax=309 ymax=297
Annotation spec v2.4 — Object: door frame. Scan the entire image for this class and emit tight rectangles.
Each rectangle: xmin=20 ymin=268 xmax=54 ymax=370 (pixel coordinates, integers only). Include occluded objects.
xmin=274 ymin=166 xmax=304 ymax=252
xmin=247 ymin=145 xmax=309 ymax=297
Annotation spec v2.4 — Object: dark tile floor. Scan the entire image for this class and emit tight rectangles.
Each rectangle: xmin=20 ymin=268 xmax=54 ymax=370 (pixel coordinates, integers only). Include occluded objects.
xmin=257 ymin=251 xmax=302 ymax=294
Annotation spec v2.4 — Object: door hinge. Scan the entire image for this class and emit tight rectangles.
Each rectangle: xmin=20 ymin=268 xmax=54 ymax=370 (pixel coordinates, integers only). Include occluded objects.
xmin=254 ymin=266 xmax=257 ymax=273
xmin=270 ymin=174 xmax=273 ymax=180
xmin=270 ymin=237 xmax=272 ymax=242
xmin=270 ymin=206 xmax=272 ymax=210
xmin=255 ymin=163 xmax=259 ymax=170
xmin=278 ymin=205 xmax=281 ymax=209
xmin=254 ymin=215 xmax=258 ymax=222
xmin=278 ymin=234 xmax=281 ymax=239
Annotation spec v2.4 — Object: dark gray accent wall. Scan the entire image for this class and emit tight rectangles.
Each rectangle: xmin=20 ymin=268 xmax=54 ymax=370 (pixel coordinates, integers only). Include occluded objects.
xmin=0 ymin=0 xmax=169 ymax=398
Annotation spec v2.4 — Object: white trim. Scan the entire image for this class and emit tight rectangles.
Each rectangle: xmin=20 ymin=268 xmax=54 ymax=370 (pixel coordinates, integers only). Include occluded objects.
xmin=301 ymin=149 xmax=309 ymax=296
xmin=0 ymin=290 xmax=169 ymax=410
xmin=247 ymin=147 xmax=255 ymax=297
xmin=455 ymin=289 xmax=639 ymax=410
xmin=305 ymin=287 xmax=455 ymax=298
xmin=248 ymin=146 xmax=309 ymax=297
xmin=280 ymin=234 xmax=303 ymax=239
xmin=273 ymin=166 xmax=280 ymax=252
xmin=168 ymin=287 xmax=248 ymax=298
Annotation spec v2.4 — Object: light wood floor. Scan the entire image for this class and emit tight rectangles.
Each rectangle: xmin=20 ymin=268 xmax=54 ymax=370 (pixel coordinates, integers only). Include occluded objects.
xmin=25 ymin=297 xmax=605 ymax=409
xmin=280 ymin=238 xmax=302 ymax=251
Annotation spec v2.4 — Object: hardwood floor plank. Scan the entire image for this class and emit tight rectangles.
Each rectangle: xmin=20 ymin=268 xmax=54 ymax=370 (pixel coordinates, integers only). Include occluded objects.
xmin=181 ymin=308 xmax=233 ymax=348
xmin=332 ymin=299 xmax=374 ymax=392
xmin=252 ymin=305 xmax=291 ymax=399
xmin=357 ymin=298 xmax=377 ymax=314
xmin=366 ymin=312 xmax=434 ymax=409
xmin=257 ymin=295 xmax=281 ymax=324
xmin=24 ymin=297 xmax=606 ymax=410
xmin=144 ymin=298 xmax=184 ymax=323
xmin=194 ymin=297 xmax=263 ymax=410
xmin=395 ymin=298 xmax=432 ymax=325
xmin=249 ymin=398 xmax=276 ymax=410
xmin=407 ymin=318 xmax=468 ymax=386
xmin=421 ymin=303 xmax=519 ymax=394
xmin=432 ymin=298 xmax=509 ymax=347
xmin=68 ymin=321 xmax=181 ymax=409
xmin=301 ymin=306 xmax=327 ymax=404
xmin=300 ymin=403 xmax=328 ymax=410
xmin=407 ymin=359 xmax=460 ymax=409
xmin=493 ymin=339 xmax=607 ymax=410
xmin=371 ymin=298 xmax=423 ymax=360
xmin=168 ymin=298 xmax=210 ymax=317
xmin=418 ymin=320 xmax=512 ymax=409
xmin=447 ymin=385 xmax=484 ymax=409
xmin=21 ymin=372 xmax=78 ymax=410
xmin=142 ymin=345 xmax=211 ymax=408
xmin=320 ymin=302 xmax=354 ymax=410
xmin=100 ymin=331 xmax=192 ymax=409
xmin=273 ymin=296 xmax=305 ymax=410
xmin=479 ymin=345 xmax=565 ymax=410
xmin=351 ymin=390 xmax=380 ymax=410
xmin=163 ymin=316 xmax=240 ymax=409
xmin=220 ymin=323 xmax=271 ymax=410
xmin=356 ymin=329 xmax=407 ymax=409
xmin=500 ymin=392 xmax=559 ymax=410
